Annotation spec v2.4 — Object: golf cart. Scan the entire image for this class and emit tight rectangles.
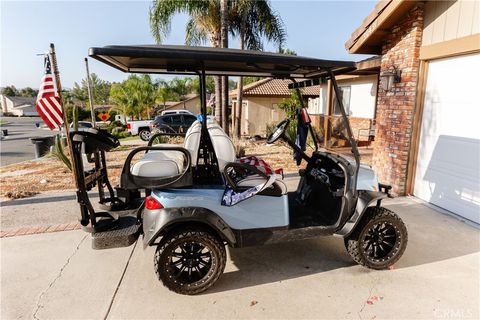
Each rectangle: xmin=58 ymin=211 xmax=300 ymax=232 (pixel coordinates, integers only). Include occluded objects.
xmin=70 ymin=45 xmax=407 ymax=295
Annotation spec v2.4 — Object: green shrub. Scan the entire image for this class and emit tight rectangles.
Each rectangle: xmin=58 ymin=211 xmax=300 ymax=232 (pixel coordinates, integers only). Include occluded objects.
xmin=50 ymin=134 xmax=72 ymax=171
xmin=108 ymin=120 xmax=126 ymax=130
xmin=112 ymin=130 xmax=130 ymax=139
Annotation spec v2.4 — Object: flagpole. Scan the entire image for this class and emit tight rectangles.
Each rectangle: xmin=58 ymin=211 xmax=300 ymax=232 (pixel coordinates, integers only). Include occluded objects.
xmin=84 ymin=58 xmax=97 ymax=128
xmin=49 ymin=43 xmax=79 ymax=188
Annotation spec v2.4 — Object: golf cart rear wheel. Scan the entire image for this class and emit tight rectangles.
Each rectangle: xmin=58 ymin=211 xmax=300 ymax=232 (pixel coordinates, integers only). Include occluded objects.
xmin=345 ymin=206 xmax=407 ymax=270
xmin=154 ymin=228 xmax=226 ymax=295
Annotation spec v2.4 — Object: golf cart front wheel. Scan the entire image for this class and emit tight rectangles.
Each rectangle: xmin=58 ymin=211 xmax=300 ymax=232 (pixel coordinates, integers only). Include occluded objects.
xmin=345 ymin=206 xmax=407 ymax=270
xmin=154 ymin=227 xmax=226 ymax=295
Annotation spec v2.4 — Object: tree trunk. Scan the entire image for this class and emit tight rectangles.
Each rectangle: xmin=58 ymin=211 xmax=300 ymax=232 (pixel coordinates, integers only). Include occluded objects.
xmin=220 ymin=0 xmax=229 ymax=135
xmin=214 ymin=76 xmax=222 ymax=122
xmin=210 ymin=33 xmax=222 ymax=124
xmin=235 ymin=27 xmax=245 ymax=139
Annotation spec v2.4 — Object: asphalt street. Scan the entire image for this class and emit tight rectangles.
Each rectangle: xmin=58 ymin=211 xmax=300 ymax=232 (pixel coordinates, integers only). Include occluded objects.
xmin=0 ymin=116 xmax=56 ymax=166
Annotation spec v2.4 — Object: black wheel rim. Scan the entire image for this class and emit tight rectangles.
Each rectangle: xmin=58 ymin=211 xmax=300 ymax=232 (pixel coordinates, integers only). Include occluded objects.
xmin=361 ymin=221 xmax=401 ymax=263
xmin=166 ymin=240 xmax=213 ymax=284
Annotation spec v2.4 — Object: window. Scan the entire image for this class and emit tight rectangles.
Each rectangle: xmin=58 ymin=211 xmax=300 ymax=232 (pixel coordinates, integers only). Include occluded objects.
xmin=333 ymin=86 xmax=351 ymax=116
xmin=162 ymin=116 xmax=173 ymax=124
xmin=183 ymin=115 xmax=197 ymax=125
xmin=171 ymin=115 xmax=182 ymax=124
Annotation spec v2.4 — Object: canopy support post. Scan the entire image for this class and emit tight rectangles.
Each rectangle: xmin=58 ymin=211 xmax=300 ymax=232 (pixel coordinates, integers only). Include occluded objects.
xmin=328 ymin=70 xmax=360 ymax=194
xmin=193 ymin=66 xmax=222 ymax=185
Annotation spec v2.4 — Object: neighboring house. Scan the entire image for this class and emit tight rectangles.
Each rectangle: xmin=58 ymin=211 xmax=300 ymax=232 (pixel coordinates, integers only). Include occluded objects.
xmin=346 ymin=0 xmax=480 ymax=223
xmin=230 ymin=78 xmax=321 ymax=136
xmin=305 ymin=59 xmax=379 ymax=147
xmin=162 ymin=93 xmax=201 ymax=115
xmin=231 ymin=61 xmax=380 ymax=140
xmin=0 ymin=95 xmax=38 ymax=116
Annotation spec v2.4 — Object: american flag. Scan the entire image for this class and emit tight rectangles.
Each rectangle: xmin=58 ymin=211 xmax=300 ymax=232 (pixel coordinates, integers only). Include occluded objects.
xmin=35 ymin=54 xmax=64 ymax=130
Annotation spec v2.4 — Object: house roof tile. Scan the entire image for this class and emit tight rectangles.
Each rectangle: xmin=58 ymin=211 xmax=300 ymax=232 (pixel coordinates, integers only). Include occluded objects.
xmin=231 ymin=78 xmax=321 ymax=97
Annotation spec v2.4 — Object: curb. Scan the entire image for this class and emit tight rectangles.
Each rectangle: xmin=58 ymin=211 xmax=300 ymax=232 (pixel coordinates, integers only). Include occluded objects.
xmin=1 ymin=222 xmax=82 ymax=238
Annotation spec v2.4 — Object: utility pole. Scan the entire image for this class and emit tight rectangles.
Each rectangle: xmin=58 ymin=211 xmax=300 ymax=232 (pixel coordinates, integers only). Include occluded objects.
xmin=84 ymin=58 xmax=96 ymax=127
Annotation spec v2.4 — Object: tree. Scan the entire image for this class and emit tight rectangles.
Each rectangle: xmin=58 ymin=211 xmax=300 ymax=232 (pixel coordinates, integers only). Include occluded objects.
xmin=150 ymin=0 xmax=224 ymax=125
xmin=72 ymin=73 xmax=111 ymax=109
xmin=132 ymin=75 xmax=156 ymax=119
xmin=149 ymin=0 xmax=287 ymax=137
xmin=87 ymin=73 xmax=111 ymax=105
xmin=110 ymin=82 xmax=132 ymax=119
xmin=231 ymin=0 xmax=286 ymax=138
xmin=191 ymin=76 xmax=216 ymax=95
xmin=155 ymin=79 xmax=175 ymax=111
xmin=72 ymin=82 xmax=88 ymax=107
xmin=1 ymin=86 xmax=18 ymax=96
xmin=279 ymin=47 xmax=297 ymax=56
xmin=169 ymin=77 xmax=192 ymax=101
xmin=220 ymin=0 xmax=229 ymax=134
xmin=18 ymin=87 xmax=38 ymax=97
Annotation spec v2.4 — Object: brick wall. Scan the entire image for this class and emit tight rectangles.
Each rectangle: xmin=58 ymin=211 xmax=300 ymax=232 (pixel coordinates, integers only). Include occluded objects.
xmin=372 ymin=3 xmax=424 ymax=195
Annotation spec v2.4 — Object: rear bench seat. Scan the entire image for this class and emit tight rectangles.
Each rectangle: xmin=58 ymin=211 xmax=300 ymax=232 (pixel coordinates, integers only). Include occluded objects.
xmin=130 ymin=120 xmax=287 ymax=194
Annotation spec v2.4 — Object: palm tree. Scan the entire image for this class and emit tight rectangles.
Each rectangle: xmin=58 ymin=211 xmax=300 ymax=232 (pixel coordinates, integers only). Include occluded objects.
xmin=150 ymin=0 xmax=223 ymax=125
xmin=132 ymin=75 xmax=156 ymax=119
xmin=150 ymin=0 xmax=286 ymax=136
xmin=110 ymin=75 xmax=151 ymax=120
xmin=230 ymin=0 xmax=286 ymax=138
xmin=109 ymin=82 xmax=133 ymax=119
xmin=155 ymin=79 xmax=174 ymax=111
xmin=220 ymin=0 xmax=229 ymax=134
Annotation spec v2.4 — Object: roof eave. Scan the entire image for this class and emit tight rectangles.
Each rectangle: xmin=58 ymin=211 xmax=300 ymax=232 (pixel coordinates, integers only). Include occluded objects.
xmin=345 ymin=0 xmax=420 ymax=54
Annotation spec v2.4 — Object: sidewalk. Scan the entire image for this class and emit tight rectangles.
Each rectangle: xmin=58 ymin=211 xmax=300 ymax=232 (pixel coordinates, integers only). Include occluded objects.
xmin=1 ymin=196 xmax=479 ymax=319
xmin=1 ymin=191 xmax=89 ymax=235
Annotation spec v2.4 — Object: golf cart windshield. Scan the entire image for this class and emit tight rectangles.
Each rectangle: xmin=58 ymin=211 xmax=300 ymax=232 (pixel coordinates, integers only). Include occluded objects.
xmin=89 ymin=45 xmax=360 ymax=171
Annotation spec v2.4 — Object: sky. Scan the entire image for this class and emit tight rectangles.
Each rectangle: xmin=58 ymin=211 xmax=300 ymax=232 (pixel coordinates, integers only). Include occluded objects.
xmin=0 ymin=0 xmax=376 ymax=89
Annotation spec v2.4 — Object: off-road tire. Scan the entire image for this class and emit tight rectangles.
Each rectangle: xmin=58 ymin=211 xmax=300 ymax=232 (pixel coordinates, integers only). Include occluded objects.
xmin=139 ymin=129 xmax=151 ymax=141
xmin=154 ymin=228 xmax=226 ymax=295
xmin=345 ymin=206 xmax=407 ymax=270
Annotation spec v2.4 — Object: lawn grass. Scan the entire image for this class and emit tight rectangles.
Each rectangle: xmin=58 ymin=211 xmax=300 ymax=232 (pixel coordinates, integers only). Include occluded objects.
xmin=119 ymin=135 xmax=141 ymax=142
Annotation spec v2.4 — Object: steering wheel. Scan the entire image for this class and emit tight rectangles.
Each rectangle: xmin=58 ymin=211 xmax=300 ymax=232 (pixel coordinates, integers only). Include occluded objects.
xmin=267 ymin=119 xmax=290 ymax=144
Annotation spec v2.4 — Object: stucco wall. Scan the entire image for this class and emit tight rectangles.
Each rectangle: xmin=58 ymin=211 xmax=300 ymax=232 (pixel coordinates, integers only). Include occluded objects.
xmin=169 ymin=97 xmax=201 ymax=115
xmin=307 ymin=75 xmax=377 ymax=119
xmin=243 ymin=96 xmax=286 ymax=136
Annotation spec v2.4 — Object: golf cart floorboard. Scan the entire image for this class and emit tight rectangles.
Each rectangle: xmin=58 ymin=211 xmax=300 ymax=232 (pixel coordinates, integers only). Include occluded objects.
xmin=91 ymin=214 xmax=141 ymax=250
xmin=288 ymin=192 xmax=338 ymax=229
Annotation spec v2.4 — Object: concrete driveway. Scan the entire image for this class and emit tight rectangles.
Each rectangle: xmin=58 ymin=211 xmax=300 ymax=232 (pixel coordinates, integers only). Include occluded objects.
xmin=1 ymin=196 xmax=478 ymax=319
xmin=0 ymin=116 xmax=55 ymax=166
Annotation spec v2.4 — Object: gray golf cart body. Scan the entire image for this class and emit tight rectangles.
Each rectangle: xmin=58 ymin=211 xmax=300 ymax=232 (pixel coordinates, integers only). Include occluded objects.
xmin=66 ymin=45 xmax=394 ymax=252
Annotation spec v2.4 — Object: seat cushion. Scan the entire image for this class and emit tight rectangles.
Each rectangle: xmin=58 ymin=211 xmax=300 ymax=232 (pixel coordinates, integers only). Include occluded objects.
xmin=208 ymin=125 xmax=236 ymax=171
xmin=131 ymin=159 xmax=180 ymax=178
xmin=131 ymin=151 xmax=185 ymax=178
xmin=148 ymin=145 xmax=188 ymax=166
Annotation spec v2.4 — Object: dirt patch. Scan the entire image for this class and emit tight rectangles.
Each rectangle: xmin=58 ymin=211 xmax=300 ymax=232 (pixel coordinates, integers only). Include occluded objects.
xmin=0 ymin=139 xmax=372 ymax=198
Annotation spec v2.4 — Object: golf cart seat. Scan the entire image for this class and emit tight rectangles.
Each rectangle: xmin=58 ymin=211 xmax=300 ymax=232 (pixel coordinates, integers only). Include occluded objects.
xmin=130 ymin=120 xmax=232 ymax=178
xmin=131 ymin=120 xmax=285 ymax=194
xmin=130 ymin=150 xmax=186 ymax=178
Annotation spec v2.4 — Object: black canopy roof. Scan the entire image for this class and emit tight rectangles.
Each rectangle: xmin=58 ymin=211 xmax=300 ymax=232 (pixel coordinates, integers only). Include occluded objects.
xmin=89 ymin=45 xmax=356 ymax=78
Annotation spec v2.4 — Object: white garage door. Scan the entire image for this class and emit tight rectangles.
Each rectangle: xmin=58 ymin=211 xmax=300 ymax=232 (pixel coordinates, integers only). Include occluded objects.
xmin=414 ymin=53 xmax=480 ymax=224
